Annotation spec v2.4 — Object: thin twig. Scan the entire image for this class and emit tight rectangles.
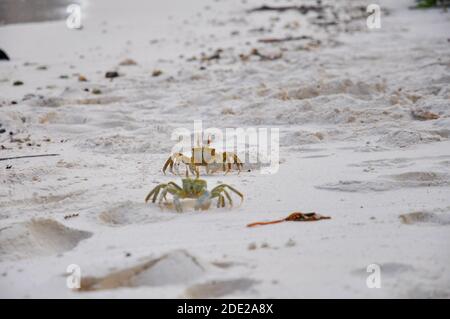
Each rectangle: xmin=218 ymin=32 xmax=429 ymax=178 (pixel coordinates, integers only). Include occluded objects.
xmin=247 ymin=5 xmax=326 ymax=14
xmin=0 ymin=154 xmax=60 ymax=161
xmin=258 ymin=36 xmax=313 ymax=43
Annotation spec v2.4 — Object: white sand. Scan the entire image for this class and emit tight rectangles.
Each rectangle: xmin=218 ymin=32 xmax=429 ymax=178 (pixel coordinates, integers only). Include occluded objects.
xmin=0 ymin=0 xmax=449 ymax=298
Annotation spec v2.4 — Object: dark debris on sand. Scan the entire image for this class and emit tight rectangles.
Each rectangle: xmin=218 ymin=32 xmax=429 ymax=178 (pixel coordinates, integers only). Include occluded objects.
xmin=0 ymin=49 xmax=10 ymax=61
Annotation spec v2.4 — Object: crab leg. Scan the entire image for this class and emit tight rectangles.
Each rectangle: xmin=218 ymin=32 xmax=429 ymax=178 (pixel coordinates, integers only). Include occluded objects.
xmin=158 ymin=188 xmax=168 ymax=204
xmin=151 ymin=185 xmax=163 ymax=203
xmin=167 ymin=182 xmax=182 ymax=190
xmin=221 ymin=153 xmax=232 ymax=174
xmin=145 ymin=184 xmax=167 ymax=203
xmin=211 ymin=184 xmax=244 ymax=203
xmin=163 ymin=153 xmax=192 ymax=175
xmin=210 ymin=185 xmax=243 ymax=208
xmin=234 ymin=153 xmax=243 ymax=172
xmin=222 ymin=189 xmax=233 ymax=206
xmin=173 ymin=195 xmax=183 ymax=212
xmin=224 ymin=162 xmax=232 ymax=175
xmin=216 ymin=194 xmax=224 ymax=208
xmin=162 ymin=157 xmax=174 ymax=174
xmin=219 ymin=152 xmax=244 ymax=174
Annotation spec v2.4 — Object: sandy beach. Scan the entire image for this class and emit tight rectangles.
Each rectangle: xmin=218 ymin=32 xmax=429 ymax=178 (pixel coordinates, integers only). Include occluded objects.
xmin=0 ymin=0 xmax=449 ymax=298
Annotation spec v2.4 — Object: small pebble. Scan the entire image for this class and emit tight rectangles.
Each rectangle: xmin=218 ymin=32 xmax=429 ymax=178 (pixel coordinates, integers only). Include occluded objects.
xmin=105 ymin=71 xmax=119 ymax=79
xmin=152 ymin=69 xmax=163 ymax=77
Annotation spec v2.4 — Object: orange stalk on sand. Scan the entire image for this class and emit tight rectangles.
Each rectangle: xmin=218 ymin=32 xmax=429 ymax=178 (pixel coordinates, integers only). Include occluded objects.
xmin=247 ymin=212 xmax=331 ymax=228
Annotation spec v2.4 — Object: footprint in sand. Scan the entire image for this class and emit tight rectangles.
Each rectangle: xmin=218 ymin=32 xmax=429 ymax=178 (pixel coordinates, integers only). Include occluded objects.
xmin=0 ymin=190 xmax=86 ymax=208
xmin=0 ymin=218 xmax=92 ymax=261
xmin=316 ymin=171 xmax=450 ymax=192
xmin=183 ymin=278 xmax=257 ymax=298
xmin=98 ymin=201 xmax=175 ymax=226
xmin=78 ymin=250 xmax=255 ymax=298
xmin=79 ymin=250 xmax=206 ymax=291
xmin=399 ymin=208 xmax=450 ymax=226
xmin=405 ymin=284 xmax=450 ymax=299
xmin=349 ymin=155 xmax=450 ymax=170
xmin=348 ymin=157 xmax=416 ymax=169
xmin=377 ymin=130 xmax=442 ymax=148
xmin=76 ymin=132 xmax=172 ymax=154
xmin=389 ymin=171 xmax=447 ymax=183
xmin=351 ymin=262 xmax=415 ymax=278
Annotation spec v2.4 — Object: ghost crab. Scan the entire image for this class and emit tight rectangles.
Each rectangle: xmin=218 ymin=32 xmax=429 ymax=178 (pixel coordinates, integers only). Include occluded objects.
xmin=145 ymin=176 xmax=243 ymax=212
xmin=162 ymin=138 xmax=243 ymax=176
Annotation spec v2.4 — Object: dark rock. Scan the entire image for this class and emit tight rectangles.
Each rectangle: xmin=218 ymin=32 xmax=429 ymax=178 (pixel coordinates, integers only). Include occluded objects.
xmin=0 ymin=49 xmax=9 ymax=61
xmin=105 ymin=71 xmax=119 ymax=79
xmin=152 ymin=69 xmax=163 ymax=77
xmin=13 ymin=81 xmax=24 ymax=86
